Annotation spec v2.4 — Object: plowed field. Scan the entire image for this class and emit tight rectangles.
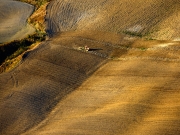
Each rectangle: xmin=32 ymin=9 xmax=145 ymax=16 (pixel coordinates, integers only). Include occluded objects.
xmin=0 ymin=0 xmax=180 ymax=135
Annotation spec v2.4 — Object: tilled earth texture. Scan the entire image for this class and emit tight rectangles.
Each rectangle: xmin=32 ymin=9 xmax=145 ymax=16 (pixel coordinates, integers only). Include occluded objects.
xmin=0 ymin=0 xmax=35 ymax=43
xmin=0 ymin=0 xmax=180 ymax=135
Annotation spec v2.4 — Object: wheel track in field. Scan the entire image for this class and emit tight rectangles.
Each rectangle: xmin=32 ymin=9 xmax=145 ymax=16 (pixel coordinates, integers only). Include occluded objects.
xmin=1 ymin=0 xmax=180 ymax=134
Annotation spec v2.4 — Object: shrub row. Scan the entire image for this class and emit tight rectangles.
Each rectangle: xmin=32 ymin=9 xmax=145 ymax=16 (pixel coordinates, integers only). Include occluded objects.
xmin=0 ymin=32 xmax=46 ymax=65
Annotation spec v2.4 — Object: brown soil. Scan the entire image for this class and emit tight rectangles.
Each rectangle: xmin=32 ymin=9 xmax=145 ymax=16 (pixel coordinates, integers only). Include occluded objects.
xmin=0 ymin=0 xmax=180 ymax=135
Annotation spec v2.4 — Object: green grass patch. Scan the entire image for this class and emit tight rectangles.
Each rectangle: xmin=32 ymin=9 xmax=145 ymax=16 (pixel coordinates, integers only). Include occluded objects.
xmin=137 ymin=47 xmax=147 ymax=51
xmin=144 ymin=37 xmax=155 ymax=40
xmin=123 ymin=31 xmax=143 ymax=38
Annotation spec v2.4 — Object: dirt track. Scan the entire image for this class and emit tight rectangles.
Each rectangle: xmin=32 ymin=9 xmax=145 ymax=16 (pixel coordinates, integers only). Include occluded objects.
xmin=0 ymin=0 xmax=180 ymax=135
xmin=0 ymin=0 xmax=35 ymax=43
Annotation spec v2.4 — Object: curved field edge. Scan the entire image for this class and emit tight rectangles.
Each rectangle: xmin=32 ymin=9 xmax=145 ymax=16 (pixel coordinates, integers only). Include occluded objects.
xmin=0 ymin=0 xmax=35 ymax=43
xmin=0 ymin=0 xmax=50 ymax=73
xmin=0 ymin=0 xmax=180 ymax=134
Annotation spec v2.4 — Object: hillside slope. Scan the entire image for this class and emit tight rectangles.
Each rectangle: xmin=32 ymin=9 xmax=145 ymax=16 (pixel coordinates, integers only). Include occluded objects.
xmin=0 ymin=0 xmax=180 ymax=135
xmin=0 ymin=0 xmax=35 ymax=43
xmin=0 ymin=39 xmax=105 ymax=135
xmin=46 ymin=0 xmax=180 ymax=40
xmin=23 ymin=32 xmax=180 ymax=135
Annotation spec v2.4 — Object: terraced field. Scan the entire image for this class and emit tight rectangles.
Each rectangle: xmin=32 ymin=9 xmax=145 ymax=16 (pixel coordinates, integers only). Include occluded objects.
xmin=0 ymin=0 xmax=180 ymax=135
